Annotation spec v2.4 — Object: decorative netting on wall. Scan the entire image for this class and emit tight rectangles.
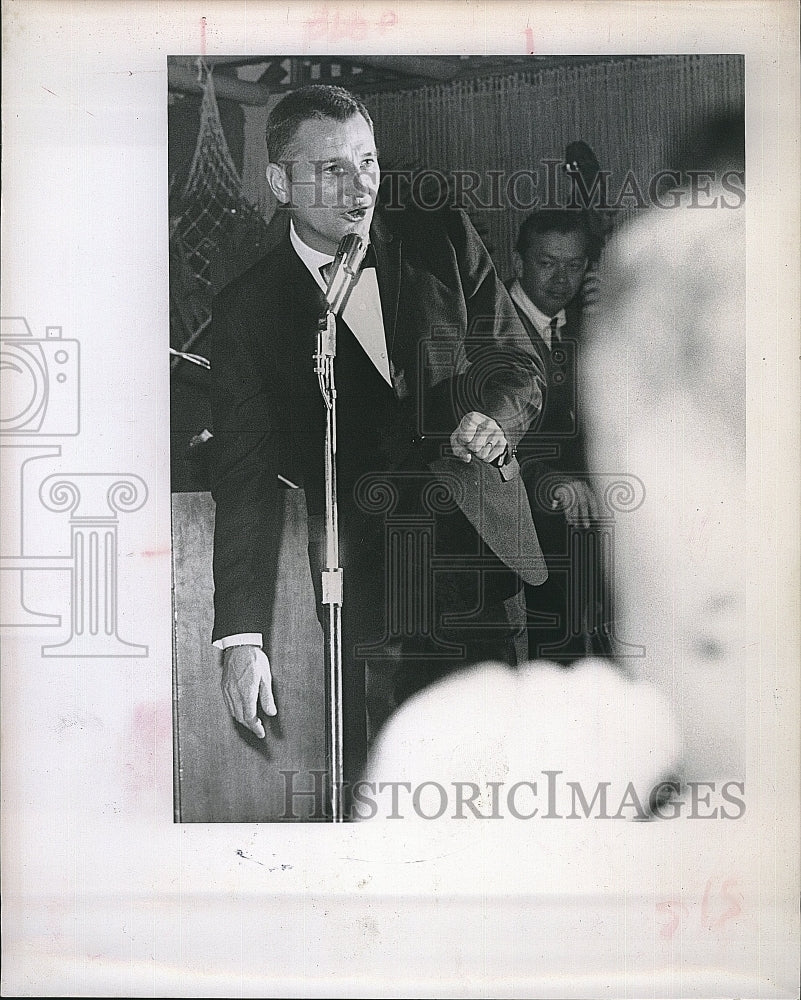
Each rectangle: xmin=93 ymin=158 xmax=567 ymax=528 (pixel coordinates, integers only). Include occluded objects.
xmin=170 ymin=60 xmax=270 ymax=359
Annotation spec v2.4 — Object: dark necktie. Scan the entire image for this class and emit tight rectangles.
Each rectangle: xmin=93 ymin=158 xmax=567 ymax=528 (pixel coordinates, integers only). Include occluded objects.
xmin=317 ymin=245 xmax=391 ymax=387
xmin=319 ymin=244 xmax=376 ymax=286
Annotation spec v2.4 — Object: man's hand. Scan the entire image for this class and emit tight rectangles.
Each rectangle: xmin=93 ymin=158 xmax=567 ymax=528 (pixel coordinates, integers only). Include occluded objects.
xmin=450 ymin=411 xmax=509 ymax=465
xmin=552 ymin=478 xmax=600 ymax=529
xmin=221 ymin=644 xmax=277 ymax=738
xmin=580 ymin=268 xmax=601 ymax=311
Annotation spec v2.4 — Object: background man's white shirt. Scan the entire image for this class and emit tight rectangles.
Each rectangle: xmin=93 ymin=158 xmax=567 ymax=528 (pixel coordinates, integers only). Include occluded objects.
xmin=508 ymin=278 xmax=566 ymax=351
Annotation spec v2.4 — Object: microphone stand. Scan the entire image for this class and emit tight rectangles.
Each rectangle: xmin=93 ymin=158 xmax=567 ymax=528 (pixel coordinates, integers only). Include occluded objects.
xmin=313 ymin=233 xmax=367 ymax=823
xmin=314 ymin=306 xmax=344 ymax=822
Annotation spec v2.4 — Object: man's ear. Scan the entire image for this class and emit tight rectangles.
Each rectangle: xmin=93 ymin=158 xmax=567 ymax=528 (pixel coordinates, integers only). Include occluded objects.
xmin=266 ymin=162 xmax=291 ymax=204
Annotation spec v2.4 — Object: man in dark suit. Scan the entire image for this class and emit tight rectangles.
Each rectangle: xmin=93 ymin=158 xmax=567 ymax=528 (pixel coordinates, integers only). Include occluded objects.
xmin=209 ymin=85 xmax=546 ymax=798
xmin=508 ymin=209 xmax=608 ymax=662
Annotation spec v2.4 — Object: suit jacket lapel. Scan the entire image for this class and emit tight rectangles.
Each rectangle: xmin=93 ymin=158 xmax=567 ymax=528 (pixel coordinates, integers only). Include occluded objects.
xmin=370 ymin=212 xmax=402 ymax=359
xmin=282 ymin=236 xmax=327 ymax=352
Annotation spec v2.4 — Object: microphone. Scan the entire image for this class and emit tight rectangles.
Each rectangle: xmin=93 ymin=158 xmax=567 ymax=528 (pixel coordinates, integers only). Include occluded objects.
xmin=324 ymin=233 xmax=368 ymax=315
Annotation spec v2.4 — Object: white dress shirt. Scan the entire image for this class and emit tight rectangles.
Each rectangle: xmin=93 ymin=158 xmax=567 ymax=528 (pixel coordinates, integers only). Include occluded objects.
xmin=215 ymin=222 xmax=390 ymax=651
xmin=508 ymin=279 xmax=566 ymax=351
xmin=290 ymin=222 xmax=392 ymax=386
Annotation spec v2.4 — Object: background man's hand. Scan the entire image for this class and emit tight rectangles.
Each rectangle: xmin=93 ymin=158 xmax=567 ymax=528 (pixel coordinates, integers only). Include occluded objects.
xmin=553 ymin=478 xmax=599 ymax=529
xmin=221 ymin=645 xmax=277 ymax=738
xmin=450 ymin=411 xmax=508 ymax=465
xmin=580 ymin=268 xmax=601 ymax=311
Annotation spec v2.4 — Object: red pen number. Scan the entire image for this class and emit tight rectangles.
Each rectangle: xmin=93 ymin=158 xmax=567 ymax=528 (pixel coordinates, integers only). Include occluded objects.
xmin=701 ymin=876 xmax=743 ymax=930
xmin=656 ymin=900 xmax=689 ymax=939
xmin=657 ymin=877 xmax=742 ymax=939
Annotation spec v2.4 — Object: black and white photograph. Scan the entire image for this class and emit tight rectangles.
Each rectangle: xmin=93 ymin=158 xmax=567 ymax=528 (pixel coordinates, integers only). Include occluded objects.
xmin=169 ymin=53 xmax=749 ymax=825
xmin=2 ymin=2 xmax=799 ymax=996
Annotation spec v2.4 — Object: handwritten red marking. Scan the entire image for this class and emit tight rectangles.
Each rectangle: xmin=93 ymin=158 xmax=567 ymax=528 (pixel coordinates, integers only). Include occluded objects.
xmin=141 ymin=547 xmax=170 ymax=557
xmin=657 ymin=876 xmax=744 ymax=940
xmin=346 ymin=10 xmax=369 ymax=41
xmin=524 ymin=26 xmax=535 ymax=54
xmin=656 ymin=900 xmax=689 ymax=939
xmin=304 ymin=7 xmax=328 ymax=41
xmin=701 ymin=876 xmax=742 ymax=930
xmin=42 ymin=86 xmax=58 ymax=97
xmin=304 ymin=7 xmax=398 ymax=41
xmin=200 ymin=16 xmax=207 ymax=57
xmin=377 ymin=10 xmax=397 ymax=31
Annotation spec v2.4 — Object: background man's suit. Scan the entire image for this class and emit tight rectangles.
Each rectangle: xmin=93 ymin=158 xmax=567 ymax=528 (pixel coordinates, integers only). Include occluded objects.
xmin=510 ymin=290 xmax=607 ymax=661
xmin=209 ymin=206 xmax=546 ymax=786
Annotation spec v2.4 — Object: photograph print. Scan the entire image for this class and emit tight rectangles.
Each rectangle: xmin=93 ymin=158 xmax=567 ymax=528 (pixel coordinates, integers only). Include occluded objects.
xmin=168 ymin=53 xmax=746 ymax=824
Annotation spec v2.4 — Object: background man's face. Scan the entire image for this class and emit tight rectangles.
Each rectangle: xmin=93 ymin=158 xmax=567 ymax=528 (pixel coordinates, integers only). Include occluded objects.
xmin=519 ymin=230 xmax=588 ymax=317
xmin=270 ymin=113 xmax=380 ymax=254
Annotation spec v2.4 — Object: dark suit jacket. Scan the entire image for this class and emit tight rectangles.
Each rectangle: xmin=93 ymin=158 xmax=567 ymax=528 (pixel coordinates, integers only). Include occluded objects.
xmin=209 ymin=207 xmax=546 ymax=643
xmin=508 ymin=284 xmax=591 ymax=554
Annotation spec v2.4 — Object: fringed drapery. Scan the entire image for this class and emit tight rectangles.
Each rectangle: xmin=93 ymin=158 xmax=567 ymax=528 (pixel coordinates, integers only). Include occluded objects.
xmin=369 ymin=54 xmax=744 ymax=275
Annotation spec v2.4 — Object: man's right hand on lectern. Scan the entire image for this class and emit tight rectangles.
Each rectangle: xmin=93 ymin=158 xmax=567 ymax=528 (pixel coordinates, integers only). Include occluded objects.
xmin=221 ymin=645 xmax=277 ymax=738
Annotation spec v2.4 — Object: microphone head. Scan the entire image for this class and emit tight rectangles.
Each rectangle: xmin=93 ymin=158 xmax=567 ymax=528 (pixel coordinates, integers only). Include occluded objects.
xmin=337 ymin=232 xmax=364 ymax=255
xmin=336 ymin=233 xmax=367 ymax=274
xmin=324 ymin=233 xmax=369 ymax=314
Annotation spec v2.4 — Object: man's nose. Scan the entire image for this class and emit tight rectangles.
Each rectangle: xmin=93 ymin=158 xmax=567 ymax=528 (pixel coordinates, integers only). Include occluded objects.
xmin=350 ymin=168 xmax=376 ymax=203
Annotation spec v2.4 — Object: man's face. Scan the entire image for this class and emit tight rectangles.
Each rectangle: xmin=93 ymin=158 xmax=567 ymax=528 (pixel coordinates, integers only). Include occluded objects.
xmin=518 ymin=230 xmax=589 ymax=317
xmin=267 ymin=113 xmax=380 ymax=254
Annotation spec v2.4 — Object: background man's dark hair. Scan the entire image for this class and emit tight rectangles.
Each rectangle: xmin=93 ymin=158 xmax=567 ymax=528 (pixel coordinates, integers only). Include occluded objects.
xmin=265 ymin=84 xmax=374 ymax=163
xmin=515 ymin=209 xmax=604 ymax=264
xmin=674 ymin=112 xmax=745 ymax=175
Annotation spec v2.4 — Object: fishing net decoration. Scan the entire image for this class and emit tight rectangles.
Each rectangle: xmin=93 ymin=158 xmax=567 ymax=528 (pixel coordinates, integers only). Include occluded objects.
xmin=170 ymin=59 xmax=270 ymax=358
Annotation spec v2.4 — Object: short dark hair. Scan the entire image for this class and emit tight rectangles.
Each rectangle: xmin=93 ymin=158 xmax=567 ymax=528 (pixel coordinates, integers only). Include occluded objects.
xmin=265 ymin=84 xmax=374 ymax=162
xmin=674 ymin=111 xmax=745 ymax=175
xmin=515 ymin=209 xmax=603 ymax=263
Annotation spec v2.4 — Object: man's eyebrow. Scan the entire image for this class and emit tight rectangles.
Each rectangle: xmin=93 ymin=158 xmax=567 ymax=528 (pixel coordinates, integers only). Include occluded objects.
xmin=319 ymin=149 xmax=379 ymax=165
